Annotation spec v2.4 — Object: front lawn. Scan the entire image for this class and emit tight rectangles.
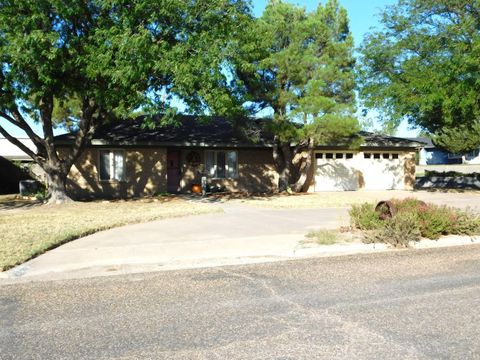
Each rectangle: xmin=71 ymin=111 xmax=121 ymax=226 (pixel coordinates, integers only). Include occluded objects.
xmin=233 ymin=191 xmax=406 ymax=209
xmin=0 ymin=197 xmax=220 ymax=271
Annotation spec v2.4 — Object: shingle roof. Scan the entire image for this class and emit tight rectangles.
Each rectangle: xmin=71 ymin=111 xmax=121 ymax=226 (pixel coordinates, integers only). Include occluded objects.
xmin=55 ymin=115 xmax=273 ymax=148
xmin=54 ymin=115 xmax=423 ymax=149
xmin=405 ymin=137 xmax=434 ymax=149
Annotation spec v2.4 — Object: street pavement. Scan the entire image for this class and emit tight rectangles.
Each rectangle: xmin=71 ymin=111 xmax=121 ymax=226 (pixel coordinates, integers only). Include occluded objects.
xmin=1 ymin=244 xmax=480 ymax=359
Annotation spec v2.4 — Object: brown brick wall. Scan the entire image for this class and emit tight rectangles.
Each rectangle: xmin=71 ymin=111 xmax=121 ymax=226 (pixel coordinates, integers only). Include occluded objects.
xmin=404 ymin=151 xmax=416 ymax=190
xmin=179 ymin=148 xmax=278 ymax=193
xmin=66 ymin=147 xmax=167 ymax=199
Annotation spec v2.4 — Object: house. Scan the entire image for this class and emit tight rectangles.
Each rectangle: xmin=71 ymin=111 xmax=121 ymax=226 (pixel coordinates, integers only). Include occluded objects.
xmin=0 ymin=137 xmax=40 ymax=194
xmin=413 ymin=137 xmax=480 ymax=165
xmin=54 ymin=116 xmax=423 ymax=199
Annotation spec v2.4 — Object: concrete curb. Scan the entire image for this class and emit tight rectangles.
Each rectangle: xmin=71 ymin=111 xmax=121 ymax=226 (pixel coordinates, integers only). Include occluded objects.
xmin=0 ymin=234 xmax=478 ymax=285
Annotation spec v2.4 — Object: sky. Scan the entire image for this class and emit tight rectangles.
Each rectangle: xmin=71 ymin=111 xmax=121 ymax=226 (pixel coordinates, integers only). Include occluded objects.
xmin=2 ymin=0 xmax=419 ymax=138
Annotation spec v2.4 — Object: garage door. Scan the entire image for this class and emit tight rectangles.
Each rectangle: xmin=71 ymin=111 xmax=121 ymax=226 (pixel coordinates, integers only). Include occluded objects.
xmin=314 ymin=152 xmax=359 ymax=191
xmin=362 ymin=152 xmax=404 ymax=190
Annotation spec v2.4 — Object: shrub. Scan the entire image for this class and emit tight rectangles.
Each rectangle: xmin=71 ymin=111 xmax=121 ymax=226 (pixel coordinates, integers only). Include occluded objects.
xmin=364 ymin=212 xmax=422 ymax=248
xmin=352 ymin=197 xmax=480 ymax=245
xmin=416 ymin=204 xmax=455 ymax=239
xmin=349 ymin=203 xmax=382 ymax=230
xmin=452 ymin=209 xmax=480 ymax=236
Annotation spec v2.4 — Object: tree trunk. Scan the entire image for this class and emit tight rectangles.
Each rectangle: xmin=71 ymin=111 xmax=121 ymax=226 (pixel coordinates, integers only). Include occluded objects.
xmin=46 ymin=169 xmax=72 ymax=204
xmin=272 ymin=137 xmax=292 ymax=192
xmin=291 ymin=137 xmax=315 ymax=192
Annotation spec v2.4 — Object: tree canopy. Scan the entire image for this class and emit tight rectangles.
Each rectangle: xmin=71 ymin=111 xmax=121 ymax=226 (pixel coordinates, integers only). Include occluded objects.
xmin=0 ymin=0 xmax=251 ymax=202
xmin=357 ymin=0 xmax=480 ymax=152
xmin=234 ymin=0 xmax=359 ymax=191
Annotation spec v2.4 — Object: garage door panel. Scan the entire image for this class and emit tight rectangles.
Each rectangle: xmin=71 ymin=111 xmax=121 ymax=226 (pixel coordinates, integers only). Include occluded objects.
xmin=362 ymin=158 xmax=404 ymax=190
xmin=315 ymin=157 xmax=359 ymax=191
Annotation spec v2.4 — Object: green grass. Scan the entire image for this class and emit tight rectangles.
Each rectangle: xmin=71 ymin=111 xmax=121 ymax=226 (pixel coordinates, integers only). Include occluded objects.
xmin=0 ymin=197 xmax=221 ymax=271
xmin=304 ymin=229 xmax=342 ymax=245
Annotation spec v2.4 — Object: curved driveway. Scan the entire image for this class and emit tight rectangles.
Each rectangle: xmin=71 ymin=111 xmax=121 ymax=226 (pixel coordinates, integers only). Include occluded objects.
xmin=3 ymin=204 xmax=349 ymax=281
xmin=4 ymin=190 xmax=480 ymax=282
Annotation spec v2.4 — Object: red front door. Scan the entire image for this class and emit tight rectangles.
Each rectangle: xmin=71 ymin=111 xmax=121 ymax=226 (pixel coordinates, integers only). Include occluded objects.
xmin=167 ymin=150 xmax=181 ymax=192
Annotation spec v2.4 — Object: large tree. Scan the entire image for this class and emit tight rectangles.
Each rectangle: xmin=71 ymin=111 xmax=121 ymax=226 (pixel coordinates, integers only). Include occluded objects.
xmin=234 ymin=0 xmax=359 ymax=192
xmin=0 ymin=0 xmax=251 ymax=203
xmin=358 ymin=0 xmax=480 ymax=153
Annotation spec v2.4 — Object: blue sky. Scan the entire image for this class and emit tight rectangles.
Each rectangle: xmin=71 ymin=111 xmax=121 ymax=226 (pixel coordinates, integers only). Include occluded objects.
xmin=3 ymin=0 xmax=419 ymax=138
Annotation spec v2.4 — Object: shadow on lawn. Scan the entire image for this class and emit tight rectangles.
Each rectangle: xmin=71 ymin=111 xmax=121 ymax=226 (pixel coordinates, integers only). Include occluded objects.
xmin=0 ymin=195 xmax=42 ymax=211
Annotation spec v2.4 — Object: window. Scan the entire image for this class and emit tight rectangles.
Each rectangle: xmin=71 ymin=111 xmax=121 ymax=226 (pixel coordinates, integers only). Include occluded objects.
xmin=392 ymin=153 xmax=399 ymax=159
xmin=315 ymin=153 xmax=323 ymax=159
xmin=99 ymin=150 xmax=125 ymax=181
xmin=383 ymin=153 xmax=390 ymax=159
xmin=205 ymin=150 xmax=237 ymax=178
xmin=325 ymin=153 xmax=334 ymax=159
xmin=346 ymin=153 xmax=353 ymax=159
xmin=335 ymin=153 xmax=343 ymax=159
xmin=373 ymin=153 xmax=381 ymax=159
xmin=364 ymin=153 xmax=371 ymax=159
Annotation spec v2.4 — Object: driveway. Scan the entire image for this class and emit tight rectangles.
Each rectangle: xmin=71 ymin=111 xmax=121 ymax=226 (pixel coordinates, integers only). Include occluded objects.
xmin=2 ymin=204 xmax=350 ymax=281
xmin=2 ymin=190 xmax=480 ymax=282
xmin=2 ymin=245 xmax=480 ymax=359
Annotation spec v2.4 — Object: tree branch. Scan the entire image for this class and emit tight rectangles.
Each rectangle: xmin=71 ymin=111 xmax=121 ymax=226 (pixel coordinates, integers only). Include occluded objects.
xmin=64 ymin=99 xmax=98 ymax=170
xmin=0 ymin=124 xmax=43 ymax=164
xmin=0 ymin=110 xmax=46 ymax=151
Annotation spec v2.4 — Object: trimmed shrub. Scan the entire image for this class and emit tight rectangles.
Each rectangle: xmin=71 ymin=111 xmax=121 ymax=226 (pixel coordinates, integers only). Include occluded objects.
xmin=349 ymin=203 xmax=382 ymax=230
xmin=452 ymin=209 xmax=480 ymax=236
xmin=364 ymin=212 xmax=422 ymax=248
xmin=417 ymin=204 xmax=455 ymax=239
xmin=351 ymin=197 xmax=480 ymax=245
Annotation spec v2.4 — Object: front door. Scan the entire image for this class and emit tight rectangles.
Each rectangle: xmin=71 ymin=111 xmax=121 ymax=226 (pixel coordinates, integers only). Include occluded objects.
xmin=167 ymin=150 xmax=181 ymax=192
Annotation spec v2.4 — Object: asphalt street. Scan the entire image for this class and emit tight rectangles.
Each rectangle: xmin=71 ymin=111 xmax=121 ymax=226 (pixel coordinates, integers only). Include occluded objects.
xmin=1 ymin=244 xmax=480 ymax=359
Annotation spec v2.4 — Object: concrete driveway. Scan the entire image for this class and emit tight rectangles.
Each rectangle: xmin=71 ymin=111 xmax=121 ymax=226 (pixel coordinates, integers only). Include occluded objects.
xmin=3 ymin=204 xmax=350 ymax=281
xmin=3 ymin=190 xmax=480 ymax=282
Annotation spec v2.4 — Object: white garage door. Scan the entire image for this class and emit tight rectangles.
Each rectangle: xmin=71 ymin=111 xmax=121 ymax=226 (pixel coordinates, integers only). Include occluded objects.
xmin=362 ymin=152 xmax=404 ymax=190
xmin=315 ymin=152 xmax=359 ymax=191
xmin=314 ymin=151 xmax=405 ymax=191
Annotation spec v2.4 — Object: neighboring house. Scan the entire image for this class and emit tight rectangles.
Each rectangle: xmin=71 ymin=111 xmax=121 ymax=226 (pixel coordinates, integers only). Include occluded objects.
xmin=413 ymin=137 xmax=480 ymax=165
xmin=0 ymin=137 xmax=38 ymax=194
xmin=54 ymin=116 xmax=423 ymax=199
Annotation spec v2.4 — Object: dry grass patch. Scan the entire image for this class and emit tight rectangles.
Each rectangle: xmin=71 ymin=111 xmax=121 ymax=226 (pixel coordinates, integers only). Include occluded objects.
xmin=235 ymin=192 xmax=399 ymax=209
xmin=303 ymin=229 xmax=357 ymax=246
xmin=0 ymin=197 xmax=220 ymax=271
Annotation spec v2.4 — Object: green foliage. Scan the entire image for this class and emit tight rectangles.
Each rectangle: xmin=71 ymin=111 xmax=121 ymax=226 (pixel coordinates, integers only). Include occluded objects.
xmin=0 ymin=0 xmax=252 ymax=126
xmin=452 ymin=209 xmax=480 ymax=236
xmin=364 ymin=212 xmax=422 ymax=248
xmin=351 ymin=198 xmax=480 ymax=245
xmin=357 ymin=0 xmax=480 ymax=153
xmin=236 ymin=0 xmax=359 ymax=144
xmin=349 ymin=203 xmax=383 ymax=230
xmin=416 ymin=205 xmax=456 ymax=240
xmin=305 ymin=229 xmax=340 ymax=245
xmin=432 ymin=121 xmax=480 ymax=154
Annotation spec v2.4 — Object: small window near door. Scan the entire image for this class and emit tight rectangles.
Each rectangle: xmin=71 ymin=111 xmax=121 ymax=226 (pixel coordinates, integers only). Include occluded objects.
xmin=99 ymin=150 xmax=125 ymax=181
